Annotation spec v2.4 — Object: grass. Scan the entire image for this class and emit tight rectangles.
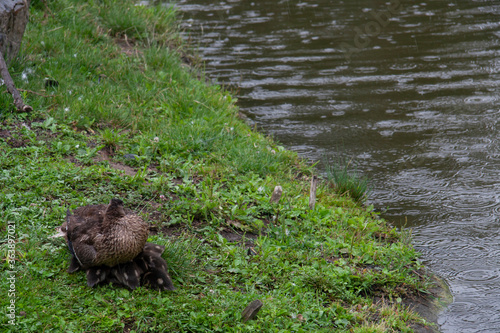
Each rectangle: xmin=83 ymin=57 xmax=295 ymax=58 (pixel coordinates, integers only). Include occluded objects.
xmin=324 ymin=155 xmax=372 ymax=203
xmin=1 ymin=0 xmax=438 ymax=332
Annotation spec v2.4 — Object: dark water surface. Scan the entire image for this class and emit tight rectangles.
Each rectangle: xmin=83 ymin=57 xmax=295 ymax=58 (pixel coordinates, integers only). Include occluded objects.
xmin=174 ymin=0 xmax=500 ymax=331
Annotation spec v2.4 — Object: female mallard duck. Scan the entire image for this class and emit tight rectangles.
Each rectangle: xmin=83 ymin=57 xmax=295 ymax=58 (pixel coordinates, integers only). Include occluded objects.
xmin=66 ymin=198 xmax=149 ymax=270
xmin=56 ymin=199 xmax=175 ymax=290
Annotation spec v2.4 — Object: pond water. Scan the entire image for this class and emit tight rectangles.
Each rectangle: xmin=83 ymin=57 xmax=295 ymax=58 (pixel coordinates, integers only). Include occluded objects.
xmin=175 ymin=0 xmax=500 ymax=331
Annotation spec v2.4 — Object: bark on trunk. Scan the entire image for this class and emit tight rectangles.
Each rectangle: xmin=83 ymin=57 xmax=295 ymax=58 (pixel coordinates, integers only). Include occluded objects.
xmin=0 ymin=0 xmax=32 ymax=112
xmin=0 ymin=0 xmax=30 ymax=64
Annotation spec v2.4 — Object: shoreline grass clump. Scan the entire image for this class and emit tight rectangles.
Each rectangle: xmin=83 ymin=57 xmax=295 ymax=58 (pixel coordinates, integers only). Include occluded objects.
xmin=324 ymin=155 xmax=372 ymax=203
xmin=0 ymin=0 xmax=444 ymax=332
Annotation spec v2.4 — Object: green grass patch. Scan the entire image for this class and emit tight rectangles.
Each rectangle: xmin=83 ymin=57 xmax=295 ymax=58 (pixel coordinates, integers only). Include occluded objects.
xmin=0 ymin=1 xmax=436 ymax=332
xmin=324 ymin=155 xmax=372 ymax=203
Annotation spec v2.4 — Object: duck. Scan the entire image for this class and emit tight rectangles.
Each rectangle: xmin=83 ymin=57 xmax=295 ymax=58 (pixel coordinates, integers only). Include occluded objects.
xmin=54 ymin=199 xmax=175 ymax=291
xmin=65 ymin=198 xmax=149 ymax=270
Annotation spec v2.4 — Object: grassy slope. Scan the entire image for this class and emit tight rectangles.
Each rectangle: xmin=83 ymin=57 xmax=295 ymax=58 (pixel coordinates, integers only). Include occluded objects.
xmin=1 ymin=1 xmax=434 ymax=332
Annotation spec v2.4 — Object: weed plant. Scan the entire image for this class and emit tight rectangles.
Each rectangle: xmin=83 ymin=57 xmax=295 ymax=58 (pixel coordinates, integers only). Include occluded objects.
xmin=0 ymin=1 xmax=436 ymax=332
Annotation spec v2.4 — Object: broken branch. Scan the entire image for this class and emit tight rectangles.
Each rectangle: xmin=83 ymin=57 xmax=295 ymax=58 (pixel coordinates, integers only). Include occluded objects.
xmin=0 ymin=47 xmax=32 ymax=112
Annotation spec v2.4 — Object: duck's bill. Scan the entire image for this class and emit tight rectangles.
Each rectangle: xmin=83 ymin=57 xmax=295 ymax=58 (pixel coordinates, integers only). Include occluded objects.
xmin=50 ymin=227 xmax=66 ymax=238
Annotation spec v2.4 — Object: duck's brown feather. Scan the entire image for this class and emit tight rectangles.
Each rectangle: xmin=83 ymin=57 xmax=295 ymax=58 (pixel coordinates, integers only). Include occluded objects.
xmin=65 ymin=199 xmax=148 ymax=270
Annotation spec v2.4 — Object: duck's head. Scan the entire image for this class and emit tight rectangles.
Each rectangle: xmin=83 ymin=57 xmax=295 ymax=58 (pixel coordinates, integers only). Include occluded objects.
xmin=104 ymin=198 xmax=126 ymax=221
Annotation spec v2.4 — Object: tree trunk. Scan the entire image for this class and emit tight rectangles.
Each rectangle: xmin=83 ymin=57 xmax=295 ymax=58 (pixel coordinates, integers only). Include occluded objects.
xmin=0 ymin=0 xmax=30 ymax=64
xmin=0 ymin=0 xmax=32 ymax=112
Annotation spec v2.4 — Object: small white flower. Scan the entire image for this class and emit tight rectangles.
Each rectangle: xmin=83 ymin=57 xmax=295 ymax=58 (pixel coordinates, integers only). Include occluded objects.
xmin=153 ymin=137 xmax=159 ymax=143
xmin=74 ymin=53 xmax=77 ymax=58
xmin=41 ymin=41 xmax=45 ymax=46
xmin=64 ymin=107 xmax=70 ymax=112
xmin=75 ymin=144 xmax=79 ymax=148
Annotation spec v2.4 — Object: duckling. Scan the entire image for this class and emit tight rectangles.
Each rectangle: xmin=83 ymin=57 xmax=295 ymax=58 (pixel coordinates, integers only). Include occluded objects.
xmin=109 ymin=261 xmax=143 ymax=290
xmin=65 ymin=198 xmax=149 ymax=270
xmin=141 ymin=256 xmax=176 ymax=291
xmin=135 ymin=243 xmax=176 ymax=291
xmin=85 ymin=265 xmax=110 ymax=287
xmin=85 ymin=243 xmax=175 ymax=291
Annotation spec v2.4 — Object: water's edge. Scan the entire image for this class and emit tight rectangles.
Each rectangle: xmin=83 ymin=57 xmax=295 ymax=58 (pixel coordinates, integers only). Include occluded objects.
xmin=408 ymin=274 xmax=453 ymax=333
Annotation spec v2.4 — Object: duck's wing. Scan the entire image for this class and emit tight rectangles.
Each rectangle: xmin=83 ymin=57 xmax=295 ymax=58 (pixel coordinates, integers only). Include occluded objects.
xmin=72 ymin=204 xmax=107 ymax=219
xmin=70 ymin=238 xmax=97 ymax=269
xmin=66 ymin=207 xmax=103 ymax=269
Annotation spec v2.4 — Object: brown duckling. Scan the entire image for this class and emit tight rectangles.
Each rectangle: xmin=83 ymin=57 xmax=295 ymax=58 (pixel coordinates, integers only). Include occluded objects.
xmin=135 ymin=243 xmax=176 ymax=291
xmin=65 ymin=198 xmax=149 ymax=271
xmin=85 ymin=243 xmax=175 ymax=291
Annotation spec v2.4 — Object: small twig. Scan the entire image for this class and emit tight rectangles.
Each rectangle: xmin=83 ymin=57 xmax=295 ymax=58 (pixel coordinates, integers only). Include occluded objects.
xmin=47 ymin=26 xmax=63 ymax=33
xmin=18 ymin=88 xmax=54 ymax=98
xmin=406 ymin=266 xmax=425 ymax=279
xmin=42 ymin=0 xmax=54 ymax=17
xmin=0 ymin=50 xmax=32 ymax=112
